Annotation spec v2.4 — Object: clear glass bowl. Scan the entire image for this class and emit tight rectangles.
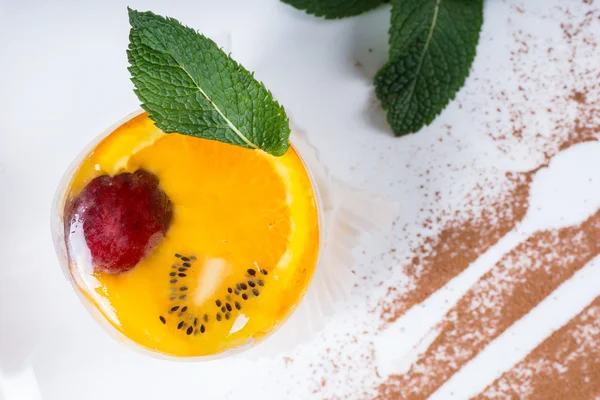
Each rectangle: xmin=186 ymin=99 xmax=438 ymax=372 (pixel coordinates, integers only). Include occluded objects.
xmin=50 ymin=109 xmax=325 ymax=361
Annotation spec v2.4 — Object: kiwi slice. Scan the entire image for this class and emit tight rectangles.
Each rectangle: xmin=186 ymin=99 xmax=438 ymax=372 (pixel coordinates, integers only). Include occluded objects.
xmin=158 ymin=254 xmax=268 ymax=336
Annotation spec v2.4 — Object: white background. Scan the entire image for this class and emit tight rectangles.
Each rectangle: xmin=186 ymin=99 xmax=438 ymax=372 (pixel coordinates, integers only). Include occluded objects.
xmin=1 ymin=1 xmax=600 ymax=399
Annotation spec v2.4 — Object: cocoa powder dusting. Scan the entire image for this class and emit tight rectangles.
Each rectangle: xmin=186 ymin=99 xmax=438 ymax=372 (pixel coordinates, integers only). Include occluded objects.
xmin=377 ymin=210 xmax=600 ymax=399
xmin=373 ymin=3 xmax=600 ymax=399
xmin=379 ymin=2 xmax=600 ymax=330
xmin=379 ymin=172 xmax=531 ymax=324
xmin=483 ymin=10 xmax=599 ymax=157
xmin=268 ymin=3 xmax=600 ymax=399
xmin=474 ymin=296 xmax=600 ymax=400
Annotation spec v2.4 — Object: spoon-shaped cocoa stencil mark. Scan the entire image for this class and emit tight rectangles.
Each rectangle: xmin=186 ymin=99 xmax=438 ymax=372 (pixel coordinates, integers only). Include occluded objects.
xmin=378 ymin=171 xmax=532 ymax=324
xmin=434 ymin=252 xmax=600 ymax=400
xmin=473 ymin=295 xmax=600 ymax=400
xmin=376 ymin=210 xmax=600 ymax=400
xmin=375 ymin=141 xmax=600 ymax=399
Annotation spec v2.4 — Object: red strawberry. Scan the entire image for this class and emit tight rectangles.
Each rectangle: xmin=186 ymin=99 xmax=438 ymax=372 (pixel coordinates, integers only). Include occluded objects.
xmin=65 ymin=169 xmax=172 ymax=274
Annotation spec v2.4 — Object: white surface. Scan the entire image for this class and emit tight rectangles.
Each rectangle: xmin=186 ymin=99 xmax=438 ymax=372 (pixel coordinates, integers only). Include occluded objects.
xmin=1 ymin=1 xmax=599 ymax=399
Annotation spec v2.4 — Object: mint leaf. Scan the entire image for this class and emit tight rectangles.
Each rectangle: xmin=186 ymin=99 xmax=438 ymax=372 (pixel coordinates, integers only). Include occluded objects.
xmin=281 ymin=0 xmax=389 ymax=19
xmin=375 ymin=0 xmax=483 ymax=136
xmin=127 ymin=9 xmax=290 ymax=156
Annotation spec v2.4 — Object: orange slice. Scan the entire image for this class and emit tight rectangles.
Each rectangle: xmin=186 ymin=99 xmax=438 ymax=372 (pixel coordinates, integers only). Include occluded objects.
xmin=64 ymin=112 xmax=320 ymax=357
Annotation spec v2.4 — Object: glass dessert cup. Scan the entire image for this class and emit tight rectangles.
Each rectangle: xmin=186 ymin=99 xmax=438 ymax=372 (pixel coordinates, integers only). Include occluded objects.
xmin=51 ymin=109 xmax=323 ymax=360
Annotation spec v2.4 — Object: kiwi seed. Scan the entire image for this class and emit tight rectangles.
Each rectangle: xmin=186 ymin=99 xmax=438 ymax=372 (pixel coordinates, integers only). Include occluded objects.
xmin=163 ymin=254 xmax=265 ymax=337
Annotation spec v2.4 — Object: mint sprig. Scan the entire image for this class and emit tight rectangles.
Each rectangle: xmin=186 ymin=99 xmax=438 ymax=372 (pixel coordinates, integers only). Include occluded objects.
xmin=127 ymin=9 xmax=291 ymax=156
xmin=376 ymin=0 xmax=483 ymax=136
xmin=282 ymin=0 xmax=389 ymax=19
xmin=281 ymin=0 xmax=484 ymax=137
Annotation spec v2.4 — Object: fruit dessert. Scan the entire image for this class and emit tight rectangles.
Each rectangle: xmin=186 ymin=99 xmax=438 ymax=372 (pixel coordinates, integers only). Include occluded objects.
xmin=55 ymin=8 xmax=325 ymax=357
xmin=63 ymin=112 xmax=320 ymax=357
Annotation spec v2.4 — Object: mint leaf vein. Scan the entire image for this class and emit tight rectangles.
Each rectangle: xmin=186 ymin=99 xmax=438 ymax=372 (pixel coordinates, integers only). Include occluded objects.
xmin=176 ymin=61 xmax=258 ymax=150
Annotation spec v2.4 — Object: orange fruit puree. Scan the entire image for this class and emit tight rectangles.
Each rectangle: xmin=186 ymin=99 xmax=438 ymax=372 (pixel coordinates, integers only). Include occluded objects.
xmin=64 ymin=112 xmax=320 ymax=357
